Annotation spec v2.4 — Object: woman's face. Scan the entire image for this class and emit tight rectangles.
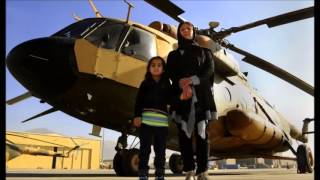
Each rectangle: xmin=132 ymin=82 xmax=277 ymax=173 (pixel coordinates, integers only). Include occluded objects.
xmin=179 ymin=23 xmax=193 ymax=40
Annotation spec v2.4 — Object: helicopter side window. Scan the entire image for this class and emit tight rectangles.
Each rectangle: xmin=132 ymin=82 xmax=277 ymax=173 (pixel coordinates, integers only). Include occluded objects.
xmin=121 ymin=27 xmax=156 ymax=61
xmin=85 ymin=23 xmax=126 ymax=49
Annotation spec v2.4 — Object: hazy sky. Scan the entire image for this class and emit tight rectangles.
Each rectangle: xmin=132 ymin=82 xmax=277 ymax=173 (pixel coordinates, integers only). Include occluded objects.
xmin=6 ymin=0 xmax=314 ymax=158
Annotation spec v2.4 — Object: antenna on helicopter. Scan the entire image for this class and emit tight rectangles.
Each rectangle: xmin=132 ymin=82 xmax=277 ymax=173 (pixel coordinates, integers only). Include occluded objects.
xmin=88 ymin=0 xmax=103 ymax=17
xmin=72 ymin=13 xmax=82 ymax=21
xmin=124 ymin=0 xmax=134 ymax=23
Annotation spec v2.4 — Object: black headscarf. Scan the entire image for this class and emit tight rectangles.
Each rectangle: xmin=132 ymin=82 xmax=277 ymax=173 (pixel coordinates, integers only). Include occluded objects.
xmin=177 ymin=21 xmax=198 ymax=48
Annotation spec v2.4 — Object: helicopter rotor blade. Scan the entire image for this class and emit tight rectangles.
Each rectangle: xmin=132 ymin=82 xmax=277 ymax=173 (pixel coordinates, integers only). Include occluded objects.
xmin=88 ymin=0 xmax=103 ymax=17
xmin=21 ymin=108 xmax=57 ymax=123
xmin=6 ymin=92 xmax=32 ymax=105
xmin=216 ymin=6 xmax=314 ymax=39
xmin=222 ymin=42 xmax=314 ymax=96
xmin=144 ymin=0 xmax=186 ymax=23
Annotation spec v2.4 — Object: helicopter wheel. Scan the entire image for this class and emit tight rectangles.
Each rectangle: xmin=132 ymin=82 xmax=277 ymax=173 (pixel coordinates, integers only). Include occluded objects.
xmin=169 ymin=153 xmax=184 ymax=174
xmin=122 ymin=148 xmax=140 ymax=176
xmin=296 ymin=144 xmax=313 ymax=173
xmin=113 ymin=149 xmax=128 ymax=176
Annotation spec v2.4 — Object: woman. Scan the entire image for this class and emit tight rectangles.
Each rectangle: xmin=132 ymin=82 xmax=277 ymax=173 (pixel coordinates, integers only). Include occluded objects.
xmin=166 ymin=21 xmax=217 ymax=180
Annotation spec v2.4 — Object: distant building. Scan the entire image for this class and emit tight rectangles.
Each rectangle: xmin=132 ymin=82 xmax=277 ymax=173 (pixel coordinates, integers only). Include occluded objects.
xmin=236 ymin=158 xmax=270 ymax=168
xmin=215 ymin=157 xmax=296 ymax=169
xmin=6 ymin=131 xmax=102 ymax=170
xmin=216 ymin=159 xmax=238 ymax=169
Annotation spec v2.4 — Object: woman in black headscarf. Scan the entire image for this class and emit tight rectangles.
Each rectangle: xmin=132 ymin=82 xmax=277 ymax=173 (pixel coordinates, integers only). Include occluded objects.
xmin=166 ymin=21 xmax=217 ymax=180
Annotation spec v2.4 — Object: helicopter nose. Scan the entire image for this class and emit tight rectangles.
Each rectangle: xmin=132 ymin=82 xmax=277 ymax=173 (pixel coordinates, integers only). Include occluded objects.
xmin=6 ymin=37 xmax=77 ymax=99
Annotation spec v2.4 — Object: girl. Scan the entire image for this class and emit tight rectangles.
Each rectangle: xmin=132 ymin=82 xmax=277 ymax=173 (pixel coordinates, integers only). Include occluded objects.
xmin=133 ymin=56 xmax=171 ymax=180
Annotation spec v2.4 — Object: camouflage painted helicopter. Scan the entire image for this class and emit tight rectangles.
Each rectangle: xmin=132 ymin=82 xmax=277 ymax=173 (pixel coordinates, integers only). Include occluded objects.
xmin=6 ymin=133 xmax=81 ymax=162
xmin=6 ymin=0 xmax=314 ymax=176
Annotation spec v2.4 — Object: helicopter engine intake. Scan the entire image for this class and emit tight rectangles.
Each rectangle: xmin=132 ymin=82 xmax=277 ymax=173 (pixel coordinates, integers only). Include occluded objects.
xmin=149 ymin=21 xmax=177 ymax=39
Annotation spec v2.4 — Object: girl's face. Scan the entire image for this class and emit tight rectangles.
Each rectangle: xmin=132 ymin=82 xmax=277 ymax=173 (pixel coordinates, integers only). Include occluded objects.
xmin=149 ymin=58 xmax=164 ymax=77
xmin=179 ymin=23 xmax=193 ymax=40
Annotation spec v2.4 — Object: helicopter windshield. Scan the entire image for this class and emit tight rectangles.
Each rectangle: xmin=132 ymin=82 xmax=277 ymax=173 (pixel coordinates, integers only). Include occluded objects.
xmin=85 ymin=23 xmax=126 ymax=49
xmin=53 ymin=18 xmax=127 ymax=50
xmin=120 ymin=27 xmax=157 ymax=61
xmin=52 ymin=18 xmax=156 ymax=61
xmin=52 ymin=18 xmax=106 ymax=38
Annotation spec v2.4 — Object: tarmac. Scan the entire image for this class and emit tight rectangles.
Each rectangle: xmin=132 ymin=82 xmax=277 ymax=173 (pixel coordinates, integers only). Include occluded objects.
xmin=6 ymin=168 xmax=314 ymax=180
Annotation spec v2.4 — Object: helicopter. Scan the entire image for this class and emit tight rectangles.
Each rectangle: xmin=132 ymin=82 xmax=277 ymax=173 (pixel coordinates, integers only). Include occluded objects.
xmin=6 ymin=131 xmax=82 ymax=162
xmin=6 ymin=0 xmax=314 ymax=176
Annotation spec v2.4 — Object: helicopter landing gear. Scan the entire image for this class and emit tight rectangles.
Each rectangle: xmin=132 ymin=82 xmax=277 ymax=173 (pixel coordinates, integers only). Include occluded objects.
xmin=113 ymin=122 xmax=140 ymax=176
xmin=113 ymin=149 xmax=128 ymax=176
xmin=122 ymin=148 xmax=139 ymax=176
xmin=113 ymin=148 xmax=140 ymax=176
xmin=296 ymin=144 xmax=313 ymax=173
xmin=169 ymin=153 xmax=184 ymax=174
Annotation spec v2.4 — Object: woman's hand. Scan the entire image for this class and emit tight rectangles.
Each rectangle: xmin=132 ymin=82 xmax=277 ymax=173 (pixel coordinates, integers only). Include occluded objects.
xmin=180 ymin=85 xmax=193 ymax=100
xmin=179 ymin=78 xmax=192 ymax=89
xmin=133 ymin=117 xmax=142 ymax=127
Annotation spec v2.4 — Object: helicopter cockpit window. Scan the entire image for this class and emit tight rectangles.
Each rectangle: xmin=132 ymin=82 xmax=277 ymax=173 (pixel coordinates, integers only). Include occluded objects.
xmin=85 ymin=23 xmax=126 ymax=49
xmin=120 ymin=27 xmax=157 ymax=61
xmin=52 ymin=18 xmax=106 ymax=38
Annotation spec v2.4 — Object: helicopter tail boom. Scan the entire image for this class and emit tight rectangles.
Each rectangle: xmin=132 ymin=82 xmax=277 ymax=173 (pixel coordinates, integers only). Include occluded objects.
xmin=289 ymin=118 xmax=313 ymax=143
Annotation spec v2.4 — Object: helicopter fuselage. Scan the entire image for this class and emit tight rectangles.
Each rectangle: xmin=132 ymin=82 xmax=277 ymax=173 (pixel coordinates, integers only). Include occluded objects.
xmin=6 ymin=17 xmax=306 ymax=159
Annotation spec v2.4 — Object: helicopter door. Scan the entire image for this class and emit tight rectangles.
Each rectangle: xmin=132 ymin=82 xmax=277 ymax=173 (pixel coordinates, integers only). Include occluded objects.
xmin=86 ymin=23 xmax=127 ymax=80
xmin=116 ymin=27 xmax=157 ymax=87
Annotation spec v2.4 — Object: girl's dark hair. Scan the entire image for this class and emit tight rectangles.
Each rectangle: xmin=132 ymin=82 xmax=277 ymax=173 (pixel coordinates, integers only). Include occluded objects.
xmin=145 ymin=56 xmax=167 ymax=80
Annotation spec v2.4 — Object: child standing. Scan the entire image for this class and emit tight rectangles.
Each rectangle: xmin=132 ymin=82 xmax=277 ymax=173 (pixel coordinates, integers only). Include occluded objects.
xmin=133 ymin=56 xmax=171 ymax=180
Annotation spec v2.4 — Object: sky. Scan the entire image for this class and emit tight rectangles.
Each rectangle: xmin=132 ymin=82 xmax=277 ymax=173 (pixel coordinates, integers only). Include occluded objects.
xmin=6 ymin=0 xmax=314 ymax=159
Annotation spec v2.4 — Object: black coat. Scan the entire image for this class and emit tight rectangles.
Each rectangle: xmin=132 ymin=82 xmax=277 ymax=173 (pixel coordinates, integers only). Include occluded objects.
xmin=166 ymin=44 xmax=216 ymax=121
xmin=134 ymin=78 xmax=171 ymax=117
